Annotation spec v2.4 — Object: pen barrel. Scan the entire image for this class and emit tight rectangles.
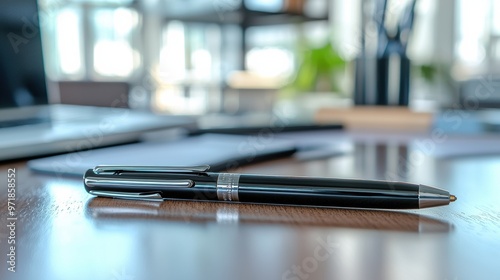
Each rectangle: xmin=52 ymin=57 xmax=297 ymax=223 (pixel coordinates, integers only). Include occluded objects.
xmin=84 ymin=170 xmax=450 ymax=209
xmin=236 ymin=175 xmax=421 ymax=209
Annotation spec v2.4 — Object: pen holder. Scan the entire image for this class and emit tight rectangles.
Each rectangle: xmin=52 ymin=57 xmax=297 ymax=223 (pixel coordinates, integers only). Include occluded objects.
xmin=376 ymin=54 xmax=411 ymax=106
xmin=354 ymin=54 xmax=411 ymax=106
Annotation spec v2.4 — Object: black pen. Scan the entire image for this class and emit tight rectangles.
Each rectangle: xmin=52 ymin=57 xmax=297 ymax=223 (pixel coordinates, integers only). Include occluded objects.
xmin=83 ymin=165 xmax=457 ymax=209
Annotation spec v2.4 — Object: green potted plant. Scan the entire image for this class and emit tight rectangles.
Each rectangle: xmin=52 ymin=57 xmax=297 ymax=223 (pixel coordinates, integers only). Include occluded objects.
xmin=284 ymin=42 xmax=346 ymax=96
xmin=276 ymin=42 xmax=348 ymax=119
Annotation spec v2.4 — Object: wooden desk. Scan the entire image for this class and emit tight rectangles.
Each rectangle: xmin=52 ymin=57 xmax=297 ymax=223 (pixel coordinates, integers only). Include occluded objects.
xmin=1 ymin=134 xmax=499 ymax=280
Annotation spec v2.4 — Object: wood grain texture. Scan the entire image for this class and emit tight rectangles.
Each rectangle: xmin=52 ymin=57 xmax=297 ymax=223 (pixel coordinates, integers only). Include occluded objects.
xmin=1 ymin=138 xmax=499 ymax=280
xmin=315 ymin=107 xmax=433 ymax=132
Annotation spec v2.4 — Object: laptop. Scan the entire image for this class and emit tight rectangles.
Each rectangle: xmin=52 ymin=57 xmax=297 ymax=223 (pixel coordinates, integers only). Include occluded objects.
xmin=0 ymin=0 xmax=195 ymax=161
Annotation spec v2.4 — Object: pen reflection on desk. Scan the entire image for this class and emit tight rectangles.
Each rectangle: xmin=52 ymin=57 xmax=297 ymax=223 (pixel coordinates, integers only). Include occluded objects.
xmin=84 ymin=198 xmax=452 ymax=233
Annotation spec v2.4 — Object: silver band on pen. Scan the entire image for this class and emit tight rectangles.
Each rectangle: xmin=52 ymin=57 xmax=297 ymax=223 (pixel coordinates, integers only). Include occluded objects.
xmin=216 ymin=173 xmax=240 ymax=201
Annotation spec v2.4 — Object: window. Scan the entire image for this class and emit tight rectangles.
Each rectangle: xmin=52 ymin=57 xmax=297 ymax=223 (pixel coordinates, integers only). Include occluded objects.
xmin=40 ymin=4 xmax=84 ymax=79
xmin=40 ymin=0 xmax=141 ymax=80
xmin=92 ymin=8 xmax=141 ymax=78
xmin=455 ymin=0 xmax=500 ymax=65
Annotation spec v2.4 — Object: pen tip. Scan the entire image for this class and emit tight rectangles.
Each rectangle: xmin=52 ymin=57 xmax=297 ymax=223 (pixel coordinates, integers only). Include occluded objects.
xmin=449 ymin=195 xmax=457 ymax=202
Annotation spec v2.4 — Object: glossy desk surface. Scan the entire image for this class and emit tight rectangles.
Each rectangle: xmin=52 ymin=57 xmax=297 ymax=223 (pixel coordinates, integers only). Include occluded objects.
xmin=1 ymin=131 xmax=499 ymax=280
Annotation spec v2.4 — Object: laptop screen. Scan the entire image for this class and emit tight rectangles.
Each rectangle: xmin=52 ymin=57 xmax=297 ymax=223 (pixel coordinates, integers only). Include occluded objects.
xmin=0 ymin=0 xmax=48 ymax=109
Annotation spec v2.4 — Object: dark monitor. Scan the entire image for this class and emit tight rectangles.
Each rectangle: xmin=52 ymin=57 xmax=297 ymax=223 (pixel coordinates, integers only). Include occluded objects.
xmin=0 ymin=0 xmax=48 ymax=109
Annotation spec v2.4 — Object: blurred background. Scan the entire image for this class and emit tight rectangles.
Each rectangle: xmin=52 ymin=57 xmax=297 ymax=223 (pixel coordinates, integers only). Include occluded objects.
xmin=37 ymin=0 xmax=500 ymax=116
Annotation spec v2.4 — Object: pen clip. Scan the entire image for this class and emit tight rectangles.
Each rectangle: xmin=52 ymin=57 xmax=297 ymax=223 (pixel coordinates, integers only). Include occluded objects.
xmin=89 ymin=190 xmax=163 ymax=202
xmin=93 ymin=165 xmax=210 ymax=175
xmin=84 ymin=177 xmax=195 ymax=189
xmin=85 ymin=165 xmax=208 ymax=200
